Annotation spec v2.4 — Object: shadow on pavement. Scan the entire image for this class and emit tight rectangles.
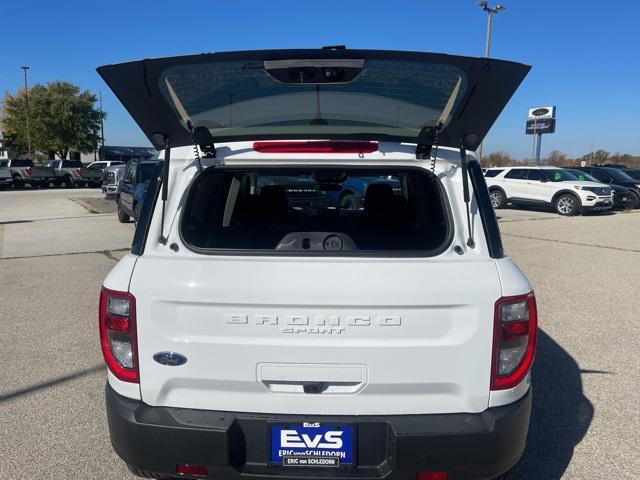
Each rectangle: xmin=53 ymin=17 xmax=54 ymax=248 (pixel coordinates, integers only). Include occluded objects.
xmin=0 ymin=220 xmax=33 ymax=225
xmin=0 ymin=364 xmax=104 ymax=403
xmin=517 ymin=329 xmax=597 ymax=479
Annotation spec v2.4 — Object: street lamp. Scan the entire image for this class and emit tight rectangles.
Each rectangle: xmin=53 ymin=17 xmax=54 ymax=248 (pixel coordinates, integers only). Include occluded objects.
xmin=476 ymin=2 xmax=506 ymax=163
xmin=21 ymin=66 xmax=33 ymax=158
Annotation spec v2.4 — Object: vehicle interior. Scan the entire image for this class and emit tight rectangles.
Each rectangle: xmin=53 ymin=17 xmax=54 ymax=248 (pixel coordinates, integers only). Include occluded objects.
xmin=181 ymin=168 xmax=450 ymax=254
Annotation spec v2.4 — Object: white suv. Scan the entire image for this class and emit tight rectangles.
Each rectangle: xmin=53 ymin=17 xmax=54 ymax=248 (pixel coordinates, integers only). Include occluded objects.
xmin=485 ymin=166 xmax=613 ymax=215
xmin=97 ymin=49 xmax=535 ymax=480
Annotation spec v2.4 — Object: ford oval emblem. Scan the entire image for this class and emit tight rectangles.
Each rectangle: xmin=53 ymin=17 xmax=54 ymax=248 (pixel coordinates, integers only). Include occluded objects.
xmin=153 ymin=352 xmax=188 ymax=366
xmin=532 ymin=108 xmax=550 ymax=116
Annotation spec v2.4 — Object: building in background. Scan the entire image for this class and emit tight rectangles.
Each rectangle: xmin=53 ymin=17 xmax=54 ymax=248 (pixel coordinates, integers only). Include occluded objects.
xmin=79 ymin=145 xmax=157 ymax=164
xmin=0 ymin=139 xmax=8 ymax=160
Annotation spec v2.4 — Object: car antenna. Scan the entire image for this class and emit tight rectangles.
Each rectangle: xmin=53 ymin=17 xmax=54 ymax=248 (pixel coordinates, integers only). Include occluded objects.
xmin=187 ymin=121 xmax=203 ymax=173
xmin=153 ymin=133 xmax=170 ymax=245
xmin=191 ymin=125 xmax=217 ymax=168
xmin=459 ymin=139 xmax=476 ymax=249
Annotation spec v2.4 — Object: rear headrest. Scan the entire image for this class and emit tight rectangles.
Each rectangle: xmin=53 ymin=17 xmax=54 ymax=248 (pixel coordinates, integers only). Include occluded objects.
xmin=365 ymin=183 xmax=395 ymax=215
xmin=260 ymin=185 xmax=289 ymax=217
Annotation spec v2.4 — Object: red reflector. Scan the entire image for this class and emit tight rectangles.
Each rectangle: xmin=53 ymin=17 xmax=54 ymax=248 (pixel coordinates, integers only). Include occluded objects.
xmin=76 ymin=168 xmax=82 ymax=176
xmin=177 ymin=464 xmax=209 ymax=476
xmin=253 ymin=141 xmax=378 ymax=154
xmin=416 ymin=472 xmax=448 ymax=480
xmin=25 ymin=167 xmax=32 ymax=176
xmin=501 ymin=321 xmax=529 ymax=340
xmin=104 ymin=314 xmax=129 ymax=332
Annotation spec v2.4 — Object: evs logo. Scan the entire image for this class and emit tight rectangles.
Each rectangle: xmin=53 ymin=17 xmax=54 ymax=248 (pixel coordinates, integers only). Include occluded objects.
xmin=271 ymin=424 xmax=354 ymax=464
xmin=280 ymin=429 xmax=343 ymax=449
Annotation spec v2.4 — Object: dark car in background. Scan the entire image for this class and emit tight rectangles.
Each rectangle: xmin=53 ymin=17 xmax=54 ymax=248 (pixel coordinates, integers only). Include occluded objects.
xmin=564 ymin=168 xmax=632 ymax=210
xmin=117 ymin=159 xmax=163 ymax=222
xmin=596 ymin=163 xmax=640 ymax=181
xmin=625 ymin=169 xmax=640 ymax=181
xmin=574 ymin=166 xmax=640 ymax=209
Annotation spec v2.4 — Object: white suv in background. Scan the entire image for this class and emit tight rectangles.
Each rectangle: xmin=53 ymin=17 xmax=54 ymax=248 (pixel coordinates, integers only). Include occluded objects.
xmin=485 ymin=166 xmax=613 ymax=215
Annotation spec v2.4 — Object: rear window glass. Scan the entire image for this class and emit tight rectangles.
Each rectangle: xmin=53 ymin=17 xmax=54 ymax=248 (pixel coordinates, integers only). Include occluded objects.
xmin=62 ymin=160 xmax=82 ymax=168
xmin=139 ymin=163 xmax=161 ymax=184
xmin=505 ymin=169 xmax=527 ymax=180
xmin=181 ymin=168 xmax=450 ymax=255
xmin=159 ymin=58 xmax=467 ymax=141
xmin=12 ymin=159 xmax=34 ymax=167
xmin=484 ymin=169 xmax=503 ymax=178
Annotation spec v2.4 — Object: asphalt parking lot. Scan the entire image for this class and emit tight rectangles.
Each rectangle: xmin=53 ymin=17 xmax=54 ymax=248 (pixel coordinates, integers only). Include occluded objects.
xmin=0 ymin=189 xmax=638 ymax=479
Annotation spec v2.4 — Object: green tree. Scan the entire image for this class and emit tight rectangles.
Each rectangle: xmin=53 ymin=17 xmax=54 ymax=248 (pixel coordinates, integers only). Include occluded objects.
xmin=485 ymin=151 xmax=517 ymax=167
xmin=1 ymin=81 xmax=105 ymax=159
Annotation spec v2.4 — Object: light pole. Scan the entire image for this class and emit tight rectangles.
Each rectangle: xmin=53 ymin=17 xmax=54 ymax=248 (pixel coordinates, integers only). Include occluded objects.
xmin=476 ymin=1 xmax=506 ymax=163
xmin=21 ymin=66 xmax=33 ymax=158
xmin=99 ymin=91 xmax=105 ymax=160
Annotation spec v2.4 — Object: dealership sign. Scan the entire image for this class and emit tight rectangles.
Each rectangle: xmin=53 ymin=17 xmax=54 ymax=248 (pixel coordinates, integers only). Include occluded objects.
xmin=526 ymin=118 xmax=556 ymax=134
xmin=526 ymin=105 xmax=556 ymax=135
xmin=527 ymin=106 xmax=556 ymax=120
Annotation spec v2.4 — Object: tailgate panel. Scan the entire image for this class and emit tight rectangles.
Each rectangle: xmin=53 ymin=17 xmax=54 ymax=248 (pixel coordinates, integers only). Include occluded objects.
xmin=132 ymin=256 xmax=500 ymax=415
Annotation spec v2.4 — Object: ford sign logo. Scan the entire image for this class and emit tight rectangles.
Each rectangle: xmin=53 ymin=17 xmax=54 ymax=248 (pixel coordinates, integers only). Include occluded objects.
xmin=153 ymin=352 xmax=188 ymax=366
xmin=532 ymin=108 xmax=550 ymax=116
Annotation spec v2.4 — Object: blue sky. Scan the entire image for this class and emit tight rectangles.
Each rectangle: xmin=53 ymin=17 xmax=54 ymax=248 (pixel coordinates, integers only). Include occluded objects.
xmin=2 ymin=0 xmax=639 ymax=159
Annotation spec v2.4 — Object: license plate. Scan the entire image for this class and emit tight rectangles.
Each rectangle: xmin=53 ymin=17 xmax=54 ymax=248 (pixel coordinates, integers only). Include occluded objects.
xmin=622 ymin=197 xmax=628 ymax=202
xmin=271 ymin=423 xmax=354 ymax=466
xmin=603 ymin=199 xmax=611 ymax=204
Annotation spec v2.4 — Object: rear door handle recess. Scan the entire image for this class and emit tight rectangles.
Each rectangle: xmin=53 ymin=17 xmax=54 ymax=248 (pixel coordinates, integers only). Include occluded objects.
xmin=257 ymin=363 xmax=368 ymax=394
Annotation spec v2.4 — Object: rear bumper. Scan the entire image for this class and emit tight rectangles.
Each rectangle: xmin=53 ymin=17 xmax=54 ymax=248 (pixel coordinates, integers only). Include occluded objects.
xmin=106 ymin=384 xmax=531 ymax=480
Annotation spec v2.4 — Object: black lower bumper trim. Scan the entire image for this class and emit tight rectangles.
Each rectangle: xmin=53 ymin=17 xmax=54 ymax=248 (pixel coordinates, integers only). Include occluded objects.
xmin=106 ymin=384 xmax=531 ymax=480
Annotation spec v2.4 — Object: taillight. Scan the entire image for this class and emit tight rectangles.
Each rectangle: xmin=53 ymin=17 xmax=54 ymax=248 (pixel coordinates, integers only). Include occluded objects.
xmin=491 ymin=292 xmax=537 ymax=390
xmin=253 ymin=141 xmax=378 ymax=154
xmin=76 ymin=168 xmax=82 ymax=176
xmin=99 ymin=287 xmax=139 ymax=383
xmin=25 ymin=167 xmax=32 ymax=176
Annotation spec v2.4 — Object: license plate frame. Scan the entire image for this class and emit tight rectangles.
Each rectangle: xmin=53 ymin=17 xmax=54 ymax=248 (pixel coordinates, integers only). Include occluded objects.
xmin=270 ymin=423 xmax=355 ymax=467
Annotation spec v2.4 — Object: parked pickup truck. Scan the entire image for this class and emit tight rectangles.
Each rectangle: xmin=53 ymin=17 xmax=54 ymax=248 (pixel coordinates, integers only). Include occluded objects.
xmin=41 ymin=159 xmax=87 ymax=188
xmin=0 ymin=165 xmax=12 ymax=189
xmin=102 ymin=164 xmax=127 ymax=198
xmin=81 ymin=160 xmax=127 ymax=188
xmin=0 ymin=158 xmax=58 ymax=188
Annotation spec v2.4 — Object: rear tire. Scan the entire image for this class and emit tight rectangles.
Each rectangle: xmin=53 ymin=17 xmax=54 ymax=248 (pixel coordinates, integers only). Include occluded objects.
xmin=117 ymin=198 xmax=130 ymax=223
xmin=555 ymin=193 xmax=580 ymax=216
xmin=64 ymin=175 xmax=75 ymax=188
xmin=628 ymin=191 xmax=640 ymax=209
xmin=489 ymin=189 xmax=507 ymax=209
